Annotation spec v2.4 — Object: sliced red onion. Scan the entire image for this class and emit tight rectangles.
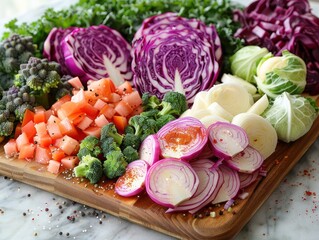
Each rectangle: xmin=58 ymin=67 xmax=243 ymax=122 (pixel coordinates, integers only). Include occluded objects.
xmin=138 ymin=134 xmax=160 ymax=166
xmin=211 ymin=164 xmax=240 ymax=205
xmin=238 ymin=170 xmax=260 ymax=189
xmin=194 ymin=142 xmax=215 ymax=160
xmin=115 ymin=160 xmax=150 ymax=197
xmin=207 ymin=121 xmax=249 ymax=159
xmin=225 ymin=145 xmax=264 ymax=173
xmin=61 ymin=25 xmax=132 ymax=85
xmin=166 ymin=159 xmax=219 ymax=213
xmin=145 ymin=158 xmax=199 ymax=208
xmin=157 ymin=117 xmax=208 ymax=161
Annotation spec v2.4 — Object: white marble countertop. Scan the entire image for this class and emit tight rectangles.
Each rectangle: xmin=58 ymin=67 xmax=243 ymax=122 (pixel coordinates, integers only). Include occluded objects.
xmin=1 ymin=1 xmax=319 ymax=240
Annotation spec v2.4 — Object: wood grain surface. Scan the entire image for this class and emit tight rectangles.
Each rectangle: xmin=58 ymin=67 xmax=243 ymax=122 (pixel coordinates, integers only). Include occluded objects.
xmin=0 ymin=116 xmax=319 ymax=239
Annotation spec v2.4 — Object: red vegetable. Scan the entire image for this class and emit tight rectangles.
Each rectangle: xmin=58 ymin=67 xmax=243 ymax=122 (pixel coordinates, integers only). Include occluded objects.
xmin=145 ymin=158 xmax=199 ymax=208
xmin=238 ymin=170 xmax=260 ymax=189
xmin=138 ymin=134 xmax=160 ymax=166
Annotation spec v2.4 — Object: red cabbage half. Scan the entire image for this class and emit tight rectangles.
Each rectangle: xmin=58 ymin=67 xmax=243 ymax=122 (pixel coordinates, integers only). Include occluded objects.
xmin=233 ymin=0 xmax=319 ymax=95
xmin=132 ymin=13 xmax=222 ymax=104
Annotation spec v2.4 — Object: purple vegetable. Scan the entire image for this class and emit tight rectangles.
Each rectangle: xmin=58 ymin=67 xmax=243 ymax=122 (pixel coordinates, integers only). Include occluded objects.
xmin=61 ymin=25 xmax=133 ymax=85
xmin=225 ymin=145 xmax=264 ymax=173
xmin=238 ymin=170 xmax=260 ymax=189
xmin=145 ymin=158 xmax=199 ymax=208
xmin=138 ymin=134 xmax=160 ymax=166
xmin=115 ymin=160 xmax=149 ymax=197
xmin=131 ymin=13 xmax=222 ymax=103
xmin=233 ymin=0 xmax=319 ymax=94
xmin=207 ymin=121 xmax=249 ymax=159
xmin=157 ymin=117 xmax=208 ymax=161
xmin=166 ymin=158 xmax=221 ymax=213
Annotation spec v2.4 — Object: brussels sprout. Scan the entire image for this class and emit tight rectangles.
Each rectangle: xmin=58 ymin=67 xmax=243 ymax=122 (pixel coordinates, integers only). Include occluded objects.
xmin=255 ymin=50 xmax=307 ymax=98
xmin=230 ymin=46 xmax=269 ymax=84
xmin=262 ymin=92 xmax=318 ymax=143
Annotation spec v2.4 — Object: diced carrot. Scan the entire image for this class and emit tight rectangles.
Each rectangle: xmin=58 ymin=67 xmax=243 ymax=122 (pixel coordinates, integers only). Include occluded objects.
xmin=68 ymin=77 xmax=84 ymax=89
xmin=84 ymin=90 xmax=98 ymax=106
xmin=77 ymin=116 xmax=94 ymax=130
xmin=47 ymin=160 xmax=61 ymax=174
xmin=22 ymin=109 xmax=35 ymax=127
xmin=35 ymin=146 xmax=51 ymax=164
xmin=80 ymin=103 xmax=99 ymax=119
xmin=114 ymin=100 xmax=133 ymax=117
xmin=59 ymin=118 xmax=78 ymax=139
xmin=121 ymin=91 xmax=142 ymax=109
xmin=57 ymin=109 xmax=67 ymax=120
xmin=68 ymin=112 xmax=87 ymax=126
xmin=47 ymin=122 xmax=63 ymax=140
xmin=50 ymin=146 xmax=66 ymax=162
xmin=109 ymin=93 xmax=121 ymax=103
xmin=34 ymin=110 xmax=46 ymax=124
xmin=51 ymin=94 xmax=72 ymax=114
xmin=4 ymin=139 xmax=18 ymax=157
xmin=93 ymin=99 xmax=107 ymax=110
xmin=21 ymin=120 xmax=36 ymax=141
xmin=59 ymin=101 xmax=84 ymax=118
xmin=58 ymin=135 xmax=80 ymax=155
xmin=34 ymin=122 xmax=48 ymax=137
xmin=44 ymin=109 xmax=53 ymax=122
xmin=47 ymin=115 xmax=61 ymax=125
xmin=83 ymin=126 xmax=101 ymax=138
xmin=61 ymin=156 xmax=79 ymax=169
xmin=113 ymin=115 xmax=128 ymax=134
xmin=117 ymin=81 xmax=133 ymax=95
xmin=37 ymin=133 xmax=53 ymax=148
xmin=99 ymin=104 xmax=116 ymax=119
xmin=16 ymin=132 xmax=30 ymax=151
xmin=94 ymin=114 xmax=109 ymax=128
xmin=18 ymin=144 xmax=36 ymax=160
xmin=14 ymin=123 xmax=22 ymax=139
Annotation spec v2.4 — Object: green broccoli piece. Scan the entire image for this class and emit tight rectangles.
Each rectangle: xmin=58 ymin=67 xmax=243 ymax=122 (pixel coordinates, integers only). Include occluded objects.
xmin=156 ymin=114 xmax=176 ymax=130
xmin=0 ymin=34 xmax=37 ymax=74
xmin=158 ymin=92 xmax=188 ymax=117
xmin=73 ymin=155 xmax=103 ymax=184
xmin=128 ymin=115 xmax=157 ymax=141
xmin=100 ymin=123 xmax=123 ymax=145
xmin=121 ymin=133 xmax=141 ymax=150
xmin=100 ymin=137 xmax=121 ymax=158
xmin=0 ymin=121 xmax=14 ymax=137
xmin=52 ymin=74 xmax=72 ymax=100
xmin=103 ymin=150 xmax=128 ymax=179
xmin=140 ymin=109 xmax=160 ymax=119
xmin=77 ymin=135 xmax=102 ymax=160
xmin=0 ymin=72 xmax=15 ymax=91
xmin=141 ymin=92 xmax=161 ymax=111
xmin=122 ymin=146 xmax=139 ymax=163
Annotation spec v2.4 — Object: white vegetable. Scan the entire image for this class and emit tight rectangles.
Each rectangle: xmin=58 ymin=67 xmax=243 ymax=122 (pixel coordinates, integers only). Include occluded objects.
xmin=200 ymin=115 xmax=229 ymax=128
xmin=221 ymin=73 xmax=257 ymax=95
xmin=192 ymin=90 xmax=209 ymax=110
xmin=232 ymin=112 xmax=277 ymax=159
xmin=207 ymin=102 xmax=234 ymax=122
xmin=247 ymin=94 xmax=269 ymax=115
xmin=205 ymin=83 xmax=252 ymax=116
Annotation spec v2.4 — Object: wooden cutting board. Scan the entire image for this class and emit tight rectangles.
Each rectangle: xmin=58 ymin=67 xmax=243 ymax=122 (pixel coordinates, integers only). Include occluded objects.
xmin=0 ymin=115 xmax=319 ymax=239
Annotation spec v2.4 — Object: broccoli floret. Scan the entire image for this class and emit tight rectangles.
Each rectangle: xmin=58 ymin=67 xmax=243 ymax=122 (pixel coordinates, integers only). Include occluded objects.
xmin=156 ymin=114 xmax=176 ymax=130
xmin=140 ymin=109 xmax=160 ymax=119
xmin=74 ymin=155 xmax=103 ymax=184
xmin=100 ymin=137 xmax=121 ymax=158
xmin=77 ymin=136 xmax=102 ymax=160
xmin=14 ymin=102 xmax=34 ymax=122
xmin=103 ymin=150 xmax=128 ymax=179
xmin=0 ymin=34 xmax=37 ymax=74
xmin=0 ymin=121 xmax=14 ymax=136
xmin=0 ymin=72 xmax=15 ymax=91
xmin=121 ymin=133 xmax=141 ymax=150
xmin=128 ymin=115 xmax=157 ymax=142
xmin=141 ymin=92 xmax=161 ymax=111
xmin=122 ymin=146 xmax=139 ymax=163
xmin=100 ymin=123 xmax=123 ymax=145
xmin=52 ymin=74 xmax=73 ymax=100
xmin=158 ymin=92 xmax=188 ymax=117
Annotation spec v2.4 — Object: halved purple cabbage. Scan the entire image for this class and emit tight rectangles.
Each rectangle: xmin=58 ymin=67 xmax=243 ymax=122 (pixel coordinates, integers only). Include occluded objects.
xmin=61 ymin=25 xmax=133 ymax=85
xmin=43 ymin=27 xmax=76 ymax=75
xmin=233 ymin=0 xmax=319 ymax=95
xmin=132 ymin=13 xmax=222 ymax=103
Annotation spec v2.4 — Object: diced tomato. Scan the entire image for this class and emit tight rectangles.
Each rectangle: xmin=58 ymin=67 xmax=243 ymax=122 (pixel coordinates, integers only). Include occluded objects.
xmin=58 ymin=135 xmax=80 ymax=155
xmin=68 ymin=77 xmax=84 ymax=89
xmin=46 ymin=122 xmax=63 ymax=140
xmin=80 ymin=103 xmax=99 ymax=119
xmin=22 ymin=109 xmax=35 ymax=127
xmin=33 ymin=108 xmax=46 ymax=124
xmin=68 ymin=112 xmax=86 ymax=126
xmin=87 ymin=78 xmax=115 ymax=101
xmin=117 ymin=81 xmax=133 ymax=95
xmin=114 ymin=100 xmax=133 ymax=117
xmin=4 ymin=139 xmax=18 ymax=157
xmin=35 ymin=146 xmax=51 ymax=164
xmin=44 ymin=109 xmax=53 ymax=122
xmin=99 ymin=104 xmax=116 ymax=119
xmin=18 ymin=144 xmax=36 ymax=160
xmin=47 ymin=160 xmax=61 ymax=174
xmin=71 ymin=88 xmax=86 ymax=104
xmin=94 ymin=114 xmax=109 ymax=128
xmin=16 ymin=132 xmax=30 ymax=151
xmin=59 ymin=118 xmax=78 ymax=139
xmin=59 ymin=101 xmax=84 ymax=118
xmin=83 ymin=126 xmax=101 ymax=138
xmin=21 ymin=120 xmax=36 ymax=141
xmin=34 ymin=122 xmax=48 ymax=137
xmin=77 ymin=116 xmax=93 ymax=130
xmin=109 ymin=93 xmax=121 ymax=103
xmin=93 ymin=99 xmax=107 ymax=110
xmin=57 ymin=109 xmax=67 ymax=120
xmin=121 ymin=91 xmax=142 ymax=109
xmin=130 ymin=105 xmax=144 ymax=117
xmin=50 ymin=146 xmax=66 ymax=162
xmin=61 ymin=156 xmax=79 ymax=169
xmin=84 ymin=90 xmax=98 ymax=106
xmin=51 ymin=94 xmax=72 ymax=114
xmin=36 ymin=133 xmax=53 ymax=148
xmin=47 ymin=115 xmax=61 ymax=125
xmin=14 ymin=123 xmax=22 ymax=139
xmin=113 ymin=115 xmax=128 ymax=134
